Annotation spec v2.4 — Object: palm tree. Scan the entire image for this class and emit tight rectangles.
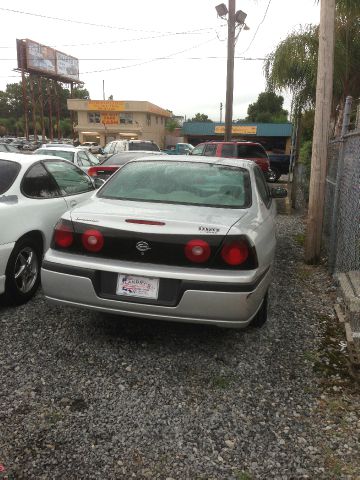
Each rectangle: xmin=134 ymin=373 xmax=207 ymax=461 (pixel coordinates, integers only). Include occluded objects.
xmin=264 ymin=0 xmax=360 ymax=131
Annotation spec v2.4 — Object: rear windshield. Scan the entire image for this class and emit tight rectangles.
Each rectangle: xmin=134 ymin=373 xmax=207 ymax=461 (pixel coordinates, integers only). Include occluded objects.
xmin=98 ymin=160 xmax=251 ymax=208
xmin=36 ymin=149 xmax=75 ymax=162
xmin=237 ymin=145 xmax=267 ymax=159
xmin=0 ymin=159 xmax=21 ymax=194
xmin=129 ymin=142 xmax=160 ymax=152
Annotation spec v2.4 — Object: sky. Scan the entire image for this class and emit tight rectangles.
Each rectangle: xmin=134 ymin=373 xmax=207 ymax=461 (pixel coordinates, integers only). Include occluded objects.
xmin=0 ymin=1 xmax=320 ymax=121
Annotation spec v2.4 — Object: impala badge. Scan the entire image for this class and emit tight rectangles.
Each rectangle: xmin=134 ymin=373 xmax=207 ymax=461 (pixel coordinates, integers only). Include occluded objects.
xmin=136 ymin=241 xmax=151 ymax=254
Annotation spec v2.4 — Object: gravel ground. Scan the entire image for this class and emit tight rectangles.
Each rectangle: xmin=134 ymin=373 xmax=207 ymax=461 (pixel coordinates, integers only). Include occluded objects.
xmin=0 ymin=213 xmax=359 ymax=480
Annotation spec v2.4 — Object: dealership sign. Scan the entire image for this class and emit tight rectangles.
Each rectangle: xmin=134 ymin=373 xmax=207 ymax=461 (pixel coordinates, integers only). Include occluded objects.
xmin=215 ymin=125 xmax=257 ymax=135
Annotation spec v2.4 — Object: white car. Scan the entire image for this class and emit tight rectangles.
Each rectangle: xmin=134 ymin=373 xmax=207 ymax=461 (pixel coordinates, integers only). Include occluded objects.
xmin=42 ymin=156 xmax=287 ymax=328
xmin=0 ymin=153 xmax=96 ymax=305
xmin=34 ymin=146 xmax=101 ymax=173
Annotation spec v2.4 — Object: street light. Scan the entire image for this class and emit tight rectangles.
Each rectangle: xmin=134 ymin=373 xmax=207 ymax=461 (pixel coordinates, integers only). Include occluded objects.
xmin=216 ymin=1 xmax=249 ymax=141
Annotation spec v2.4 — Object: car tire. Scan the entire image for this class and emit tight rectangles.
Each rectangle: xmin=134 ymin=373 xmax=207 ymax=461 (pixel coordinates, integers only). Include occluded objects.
xmin=267 ymin=168 xmax=281 ymax=183
xmin=4 ymin=237 xmax=42 ymax=305
xmin=250 ymin=291 xmax=268 ymax=328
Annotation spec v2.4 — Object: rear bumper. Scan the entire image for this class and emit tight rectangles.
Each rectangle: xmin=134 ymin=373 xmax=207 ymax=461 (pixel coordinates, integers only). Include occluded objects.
xmin=41 ymin=250 xmax=271 ymax=328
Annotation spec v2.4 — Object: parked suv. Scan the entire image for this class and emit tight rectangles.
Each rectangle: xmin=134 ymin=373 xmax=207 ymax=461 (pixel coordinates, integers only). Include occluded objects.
xmin=190 ymin=141 xmax=271 ymax=177
xmin=98 ymin=139 xmax=160 ymax=162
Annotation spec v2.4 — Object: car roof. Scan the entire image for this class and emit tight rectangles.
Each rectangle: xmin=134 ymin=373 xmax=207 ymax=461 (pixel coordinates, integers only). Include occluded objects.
xmin=0 ymin=152 xmax=73 ymax=166
xmin=204 ymin=140 xmax=263 ymax=146
xmin=119 ymin=154 xmax=255 ymax=170
xmin=36 ymin=146 xmax=79 ymax=152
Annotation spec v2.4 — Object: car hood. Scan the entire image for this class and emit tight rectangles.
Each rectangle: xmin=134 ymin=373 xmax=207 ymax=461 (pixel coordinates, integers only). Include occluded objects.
xmin=69 ymin=197 xmax=249 ymax=236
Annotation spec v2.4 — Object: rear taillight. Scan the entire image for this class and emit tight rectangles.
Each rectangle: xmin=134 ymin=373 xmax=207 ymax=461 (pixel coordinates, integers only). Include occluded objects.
xmin=81 ymin=229 xmax=104 ymax=252
xmin=184 ymin=239 xmax=211 ymax=263
xmin=221 ymin=240 xmax=249 ymax=266
xmin=87 ymin=167 xmax=97 ymax=177
xmin=54 ymin=222 xmax=74 ymax=248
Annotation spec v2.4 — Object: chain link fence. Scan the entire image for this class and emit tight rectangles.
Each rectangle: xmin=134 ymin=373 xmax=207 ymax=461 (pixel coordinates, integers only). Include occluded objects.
xmin=323 ymin=97 xmax=360 ymax=273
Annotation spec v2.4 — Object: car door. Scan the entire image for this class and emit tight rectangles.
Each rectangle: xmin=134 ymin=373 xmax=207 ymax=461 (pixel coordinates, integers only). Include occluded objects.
xmin=20 ymin=161 xmax=69 ymax=251
xmin=44 ymin=159 xmax=96 ymax=210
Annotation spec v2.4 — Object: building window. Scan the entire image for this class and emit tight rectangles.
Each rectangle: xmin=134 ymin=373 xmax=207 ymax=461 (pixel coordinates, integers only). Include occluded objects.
xmin=161 ymin=117 xmax=163 ymax=124
xmin=88 ymin=112 xmax=100 ymax=124
xmin=120 ymin=112 xmax=133 ymax=124
xmin=146 ymin=114 xmax=151 ymax=126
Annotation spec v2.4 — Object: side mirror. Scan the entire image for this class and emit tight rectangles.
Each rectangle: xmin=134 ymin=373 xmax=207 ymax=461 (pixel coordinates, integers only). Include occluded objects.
xmin=270 ymin=187 xmax=287 ymax=198
xmin=94 ymin=177 xmax=105 ymax=189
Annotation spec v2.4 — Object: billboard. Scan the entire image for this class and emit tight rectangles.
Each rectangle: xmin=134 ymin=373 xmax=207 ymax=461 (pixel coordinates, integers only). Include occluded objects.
xmin=26 ymin=40 xmax=56 ymax=75
xmin=16 ymin=39 xmax=80 ymax=83
xmin=56 ymin=51 xmax=79 ymax=81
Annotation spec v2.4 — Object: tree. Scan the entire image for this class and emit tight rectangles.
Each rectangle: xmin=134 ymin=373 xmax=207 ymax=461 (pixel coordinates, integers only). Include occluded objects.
xmin=165 ymin=118 xmax=180 ymax=132
xmin=246 ymin=91 xmax=288 ymax=123
xmin=0 ymin=81 xmax=90 ymax=136
xmin=188 ymin=113 xmax=213 ymax=122
xmin=264 ymin=0 xmax=360 ymax=125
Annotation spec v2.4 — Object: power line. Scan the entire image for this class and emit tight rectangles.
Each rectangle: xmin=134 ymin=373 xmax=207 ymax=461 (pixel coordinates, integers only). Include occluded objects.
xmin=0 ymin=56 xmax=267 ymax=61
xmin=238 ymin=0 xmax=272 ymax=54
xmin=80 ymin=37 xmax=219 ymax=74
xmin=0 ymin=28 xmax=223 ymax=50
xmin=0 ymin=7 xmax=219 ymax=38
xmin=0 ymin=56 xmax=266 ymax=79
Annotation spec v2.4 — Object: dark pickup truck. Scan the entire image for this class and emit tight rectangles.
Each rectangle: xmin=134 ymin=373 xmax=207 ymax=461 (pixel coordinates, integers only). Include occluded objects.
xmin=267 ymin=154 xmax=291 ymax=182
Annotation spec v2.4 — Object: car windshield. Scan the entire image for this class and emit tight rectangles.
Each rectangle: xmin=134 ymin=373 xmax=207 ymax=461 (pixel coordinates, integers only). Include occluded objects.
xmin=103 ymin=152 xmax=156 ymax=166
xmin=0 ymin=159 xmax=21 ymax=194
xmin=98 ymin=160 xmax=251 ymax=208
xmin=86 ymin=151 xmax=100 ymax=165
xmin=129 ymin=142 xmax=160 ymax=152
xmin=237 ymin=145 xmax=267 ymax=159
xmin=36 ymin=149 xmax=75 ymax=162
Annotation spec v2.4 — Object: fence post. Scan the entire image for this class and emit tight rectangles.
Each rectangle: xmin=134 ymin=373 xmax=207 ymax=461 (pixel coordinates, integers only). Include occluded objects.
xmin=328 ymin=96 xmax=353 ymax=272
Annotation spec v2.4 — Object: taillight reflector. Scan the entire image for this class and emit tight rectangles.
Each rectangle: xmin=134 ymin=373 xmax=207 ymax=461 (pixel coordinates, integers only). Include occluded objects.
xmin=82 ymin=229 xmax=104 ymax=252
xmin=221 ymin=241 xmax=249 ymax=266
xmin=125 ymin=219 xmax=165 ymax=226
xmin=54 ymin=224 xmax=74 ymax=248
xmin=184 ymin=239 xmax=211 ymax=263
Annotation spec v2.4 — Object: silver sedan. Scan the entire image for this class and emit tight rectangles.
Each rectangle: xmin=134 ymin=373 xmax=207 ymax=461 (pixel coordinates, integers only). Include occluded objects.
xmin=41 ymin=156 xmax=287 ymax=328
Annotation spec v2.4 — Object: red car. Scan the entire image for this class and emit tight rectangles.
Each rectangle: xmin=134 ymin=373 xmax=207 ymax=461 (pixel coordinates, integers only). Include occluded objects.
xmin=190 ymin=141 xmax=271 ymax=176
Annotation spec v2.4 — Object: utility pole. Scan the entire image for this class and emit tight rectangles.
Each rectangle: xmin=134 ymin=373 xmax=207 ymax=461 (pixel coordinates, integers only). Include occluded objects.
xmin=224 ymin=0 xmax=236 ymax=141
xmin=304 ymin=0 xmax=336 ymax=263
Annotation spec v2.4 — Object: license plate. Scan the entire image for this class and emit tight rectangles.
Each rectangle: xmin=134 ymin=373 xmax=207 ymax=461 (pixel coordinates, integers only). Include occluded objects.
xmin=116 ymin=274 xmax=159 ymax=299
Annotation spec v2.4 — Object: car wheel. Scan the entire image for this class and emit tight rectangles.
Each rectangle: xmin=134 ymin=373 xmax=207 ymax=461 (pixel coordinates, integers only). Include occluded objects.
xmin=250 ymin=291 xmax=268 ymax=328
xmin=267 ymin=168 xmax=281 ymax=183
xmin=4 ymin=238 xmax=41 ymax=305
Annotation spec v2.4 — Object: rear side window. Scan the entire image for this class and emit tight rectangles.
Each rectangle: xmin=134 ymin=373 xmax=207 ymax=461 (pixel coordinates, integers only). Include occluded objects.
xmin=129 ymin=142 xmax=160 ymax=152
xmin=0 ymin=160 xmax=21 ymax=194
xmin=22 ymin=162 xmax=60 ymax=198
xmin=103 ymin=143 xmax=114 ymax=154
xmin=237 ymin=145 xmax=267 ymax=159
xmin=191 ymin=144 xmax=205 ymax=156
xmin=203 ymin=144 xmax=217 ymax=156
xmin=254 ymin=167 xmax=271 ymax=207
xmin=220 ymin=144 xmax=236 ymax=158
xmin=45 ymin=160 xmax=94 ymax=196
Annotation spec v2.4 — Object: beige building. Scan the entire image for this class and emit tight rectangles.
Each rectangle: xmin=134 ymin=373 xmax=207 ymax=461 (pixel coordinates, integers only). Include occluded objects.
xmin=67 ymin=99 xmax=171 ymax=148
